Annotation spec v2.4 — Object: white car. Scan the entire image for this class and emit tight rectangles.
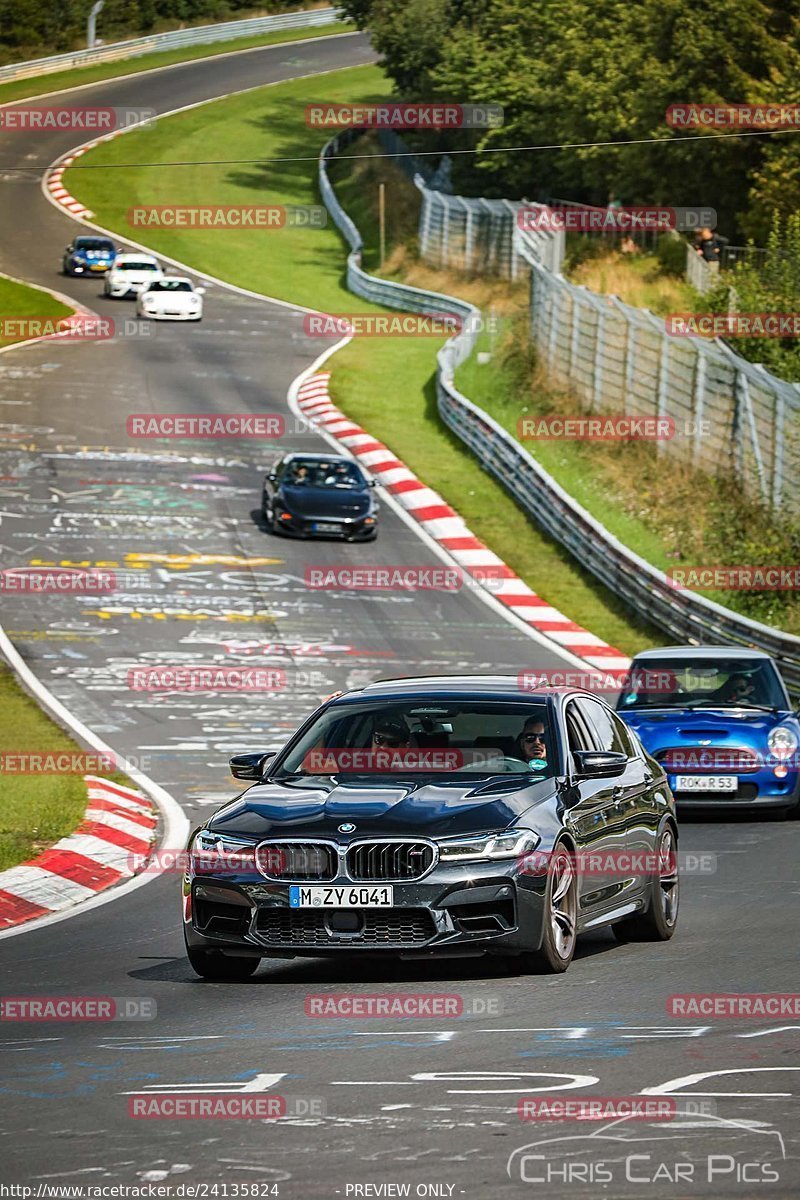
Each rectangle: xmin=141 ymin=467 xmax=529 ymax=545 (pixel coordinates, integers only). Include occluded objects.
xmin=136 ymin=277 xmax=204 ymax=321
xmin=104 ymin=254 xmax=163 ymax=298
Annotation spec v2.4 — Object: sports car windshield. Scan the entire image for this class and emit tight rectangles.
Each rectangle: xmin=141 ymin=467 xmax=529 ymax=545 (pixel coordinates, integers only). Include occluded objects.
xmin=76 ymin=239 xmax=113 ymax=251
xmin=147 ymin=280 xmax=193 ymax=292
xmin=616 ymin=658 xmax=788 ymax=710
xmin=276 ymin=700 xmax=555 ymax=777
xmin=284 ymin=459 xmax=364 ymax=489
xmin=121 ymin=262 xmax=159 ymax=271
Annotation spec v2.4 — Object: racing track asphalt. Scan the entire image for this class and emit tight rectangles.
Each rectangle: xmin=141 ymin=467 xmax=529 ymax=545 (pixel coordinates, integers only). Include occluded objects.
xmin=0 ymin=31 xmax=799 ymax=1198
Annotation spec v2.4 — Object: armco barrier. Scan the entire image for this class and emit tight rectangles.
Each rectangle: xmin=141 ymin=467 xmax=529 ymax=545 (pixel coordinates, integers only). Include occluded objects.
xmin=0 ymin=7 xmax=344 ymax=83
xmin=319 ymin=128 xmax=800 ymax=691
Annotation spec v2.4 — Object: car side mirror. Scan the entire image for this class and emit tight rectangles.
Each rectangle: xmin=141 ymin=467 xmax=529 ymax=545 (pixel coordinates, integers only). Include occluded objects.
xmin=267 ymin=472 xmax=278 ymax=483
xmin=195 ymin=287 xmax=206 ymax=295
xmin=229 ymin=751 xmax=275 ymax=781
xmin=368 ymin=479 xmax=377 ymax=488
xmin=572 ymin=750 xmax=627 ymax=779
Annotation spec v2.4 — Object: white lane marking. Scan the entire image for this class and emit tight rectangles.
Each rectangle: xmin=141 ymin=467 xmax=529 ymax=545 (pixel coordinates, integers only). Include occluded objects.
xmin=641 ymin=1066 xmax=800 ymax=1096
xmin=122 ymin=1073 xmax=286 ymax=1095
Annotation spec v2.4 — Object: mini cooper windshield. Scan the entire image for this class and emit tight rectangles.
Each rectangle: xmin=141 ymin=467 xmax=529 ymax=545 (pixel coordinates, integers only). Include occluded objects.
xmin=276 ymin=701 xmax=556 ymax=777
xmin=617 ymin=656 xmax=788 ymax=711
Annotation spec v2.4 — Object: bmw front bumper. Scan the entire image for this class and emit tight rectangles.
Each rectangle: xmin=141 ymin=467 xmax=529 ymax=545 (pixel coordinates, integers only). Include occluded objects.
xmin=183 ymin=860 xmax=546 ymax=960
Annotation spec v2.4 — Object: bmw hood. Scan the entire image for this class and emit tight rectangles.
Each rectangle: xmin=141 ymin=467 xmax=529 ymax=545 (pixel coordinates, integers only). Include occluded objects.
xmin=207 ymin=775 xmax=554 ymax=840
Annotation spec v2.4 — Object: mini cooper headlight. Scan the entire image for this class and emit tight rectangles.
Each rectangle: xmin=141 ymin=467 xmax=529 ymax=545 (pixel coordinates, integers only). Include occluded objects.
xmin=768 ymin=725 xmax=798 ymax=762
xmin=437 ymin=829 xmax=540 ymax=863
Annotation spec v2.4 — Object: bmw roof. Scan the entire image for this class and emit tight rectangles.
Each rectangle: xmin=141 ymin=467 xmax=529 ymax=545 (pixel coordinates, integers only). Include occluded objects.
xmin=333 ymin=674 xmax=569 ymax=703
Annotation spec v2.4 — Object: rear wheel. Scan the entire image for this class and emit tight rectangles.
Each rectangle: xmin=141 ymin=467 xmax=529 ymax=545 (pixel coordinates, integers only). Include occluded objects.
xmin=185 ymin=938 xmax=260 ymax=981
xmin=515 ymin=843 xmax=577 ymax=974
xmin=613 ymin=825 xmax=679 ymax=942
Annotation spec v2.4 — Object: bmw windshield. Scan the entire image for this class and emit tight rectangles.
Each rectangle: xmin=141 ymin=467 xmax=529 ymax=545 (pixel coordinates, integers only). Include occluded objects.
xmin=616 ymin=657 xmax=789 ymax=711
xmin=275 ymin=700 xmax=556 ymax=778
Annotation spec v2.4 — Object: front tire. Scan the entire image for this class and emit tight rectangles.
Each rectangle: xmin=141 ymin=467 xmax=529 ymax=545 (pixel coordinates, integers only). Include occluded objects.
xmin=186 ymin=940 xmax=260 ymax=981
xmin=613 ymin=825 xmax=679 ymax=942
xmin=516 ymin=842 xmax=577 ymax=974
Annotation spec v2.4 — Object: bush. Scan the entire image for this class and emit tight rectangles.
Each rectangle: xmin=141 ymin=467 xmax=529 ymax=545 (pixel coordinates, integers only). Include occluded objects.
xmin=655 ymin=233 xmax=689 ymax=277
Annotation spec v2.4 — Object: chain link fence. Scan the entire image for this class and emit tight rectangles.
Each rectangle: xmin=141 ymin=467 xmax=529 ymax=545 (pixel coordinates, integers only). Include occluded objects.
xmin=415 ymin=180 xmax=564 ymax=278
xmin=515 ymin=231 xmax=800 ymax=512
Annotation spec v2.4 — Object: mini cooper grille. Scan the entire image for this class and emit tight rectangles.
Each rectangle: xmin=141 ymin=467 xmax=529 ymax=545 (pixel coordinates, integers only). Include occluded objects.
xmin=346 ymin=841 xmax=435 ymax=881
xmin=658 ymin=747 xmax=760 ymax=773
xmin=254 ymin=908 xmax=435 ymax=946
xmin=256 ymin=841 xmax=337 ymax=881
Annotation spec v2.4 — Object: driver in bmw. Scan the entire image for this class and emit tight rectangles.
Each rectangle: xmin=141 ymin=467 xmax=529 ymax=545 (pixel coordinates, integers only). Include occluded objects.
xmin=513 ymin=718 xmax=548 ymax=766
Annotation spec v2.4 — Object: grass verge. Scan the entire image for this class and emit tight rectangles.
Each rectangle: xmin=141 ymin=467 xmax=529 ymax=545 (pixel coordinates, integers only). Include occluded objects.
xmin=0 ymin=273 xmax=73 ymax=350
xmin=0 ymin=666 xmax=116 ymax=870
xmin=0 ymin=21 xmax=355 ymax=106
xmin=64 ymin=64 xmax=664 ymax=654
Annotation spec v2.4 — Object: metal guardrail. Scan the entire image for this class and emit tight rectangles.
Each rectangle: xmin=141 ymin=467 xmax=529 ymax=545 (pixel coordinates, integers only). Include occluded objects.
xmin=0 ymin=7 xmax=344 ymax=83
xmin=319 ymin=128 xmax=800 ymax=689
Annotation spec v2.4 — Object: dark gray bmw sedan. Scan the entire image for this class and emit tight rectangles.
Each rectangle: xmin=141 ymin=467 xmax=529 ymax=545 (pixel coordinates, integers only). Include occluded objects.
xmin=183 ymin=675 xmax=679 ymax=979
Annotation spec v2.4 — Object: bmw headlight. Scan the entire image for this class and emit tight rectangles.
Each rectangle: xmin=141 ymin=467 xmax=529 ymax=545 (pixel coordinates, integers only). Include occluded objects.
xmin=190 ymin=830 xmax=257 ymax=874
xmin=768 ymin=725 xmax=798 ymax=762
xmin=437 ymin=829 xmax=540 ymax=863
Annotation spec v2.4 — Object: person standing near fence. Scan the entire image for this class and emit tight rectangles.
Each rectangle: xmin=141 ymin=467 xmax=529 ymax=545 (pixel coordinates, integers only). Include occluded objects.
xmin=694 ymin=226 xmax=729 ymax=274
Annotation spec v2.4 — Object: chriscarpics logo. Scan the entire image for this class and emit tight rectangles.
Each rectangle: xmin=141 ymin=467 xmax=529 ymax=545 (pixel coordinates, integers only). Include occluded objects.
xmin=506 ymin=1112 xmax=786 ymax=1188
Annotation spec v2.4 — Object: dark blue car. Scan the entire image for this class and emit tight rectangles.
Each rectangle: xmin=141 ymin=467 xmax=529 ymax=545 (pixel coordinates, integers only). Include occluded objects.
xmin=616 ymin=645 xmax=800 ymax=816
xmin=62 ymin=235 xmax=117 ymax=277
xmin=261 ymin=452 xmax=378 ymax=541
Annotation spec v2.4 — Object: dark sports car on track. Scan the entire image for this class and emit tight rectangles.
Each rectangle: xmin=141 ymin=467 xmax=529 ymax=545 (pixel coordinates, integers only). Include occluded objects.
xmin=616 ymin=645 xmax=800 ymax=815
xmin=261 ymin=451 xmax=378 ymax=540
xmin=183 ymin=675 xmax=679 ymax=980
xmin=62 ymin=235 xmax=117 ymax=276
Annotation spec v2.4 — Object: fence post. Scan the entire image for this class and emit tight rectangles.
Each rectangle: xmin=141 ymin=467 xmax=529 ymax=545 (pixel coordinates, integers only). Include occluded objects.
xmin=652 ymin=311 xmax=669 ymax=456
xmin=692 ymin=346 xmax=707 ymax=467
xmin=592 ymin=299 xmax=606 ymax=410
xmin=772 ymin=387 xmax=785 ymax=511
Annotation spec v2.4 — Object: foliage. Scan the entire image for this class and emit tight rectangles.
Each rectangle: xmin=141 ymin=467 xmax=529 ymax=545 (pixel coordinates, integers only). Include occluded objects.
xmin=342 ymin=0 xmax=800 ymax=240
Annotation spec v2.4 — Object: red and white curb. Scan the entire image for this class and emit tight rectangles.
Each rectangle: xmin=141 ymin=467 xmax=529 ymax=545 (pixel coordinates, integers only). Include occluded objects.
xmin=296 ymin=372 xmax=630 ymax=672
xmin=46 ymin=146 xmax=97 ymax=219
xmin=0 ymin=776 xmax=157 ymax=930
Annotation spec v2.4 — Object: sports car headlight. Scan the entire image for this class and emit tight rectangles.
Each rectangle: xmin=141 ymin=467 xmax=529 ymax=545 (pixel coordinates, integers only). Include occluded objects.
xmin=437 ymin=829 xmax=540 ymax=863
xmin=190 ymin=830 xmax=257 ymax=874
xmin=768 ymin=725 xmax=798 ymax=761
